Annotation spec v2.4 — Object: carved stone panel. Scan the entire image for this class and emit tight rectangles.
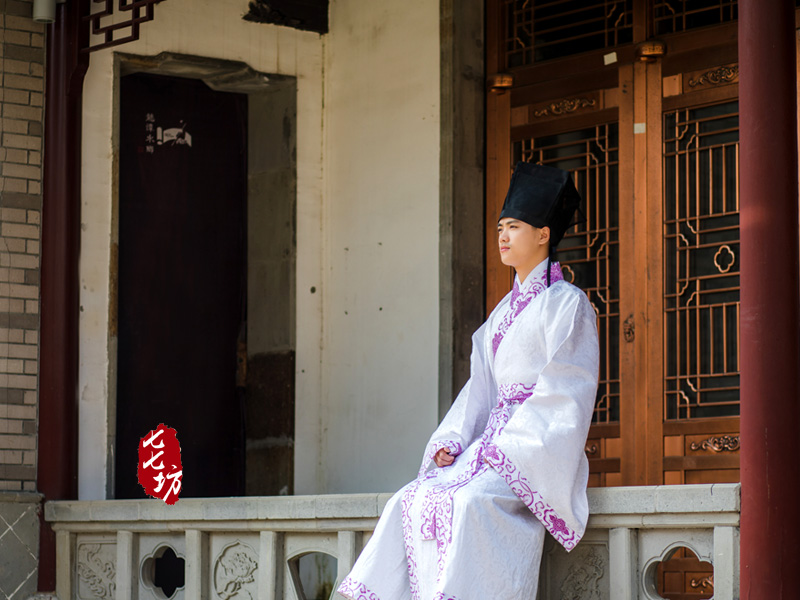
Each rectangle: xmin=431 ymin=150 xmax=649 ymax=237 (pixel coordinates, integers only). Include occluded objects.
xmin=540 ymin=538 xmax=610 ymax=600
xmin=212 ymin=538 xmax=259 ymax=600
xmin=76 ymin=540 xmax=117 ymax=600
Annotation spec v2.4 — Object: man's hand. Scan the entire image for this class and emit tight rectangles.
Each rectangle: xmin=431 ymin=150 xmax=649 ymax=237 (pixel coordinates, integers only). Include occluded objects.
xmin=434 ymin=447 xmax=455 ymax=467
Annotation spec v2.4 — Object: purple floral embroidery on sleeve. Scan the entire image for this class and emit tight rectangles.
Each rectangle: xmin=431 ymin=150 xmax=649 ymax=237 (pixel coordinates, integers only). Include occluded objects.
xmin=432 ymin=593 xmax=461 ymax=600
xmin=337 ymin=577 xmax=382 ymax=600
xmin=483 ymin=443 xmax=579 ymax=551
xmin=492 ymin=262 xmax=563 ymax=356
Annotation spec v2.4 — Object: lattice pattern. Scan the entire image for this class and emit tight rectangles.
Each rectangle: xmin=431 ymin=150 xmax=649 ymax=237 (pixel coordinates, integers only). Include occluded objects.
xmin=503 ymin=0 xmax=633 ymax=68
xmin=663 ymin=101 xmax=739 ymax=420
xmin=86 ymin=0 xmax=162 ymax=52
xmin=653 ymin=0 xmax=737 ymax=36
xmin=514 ymin=124 xmax=620 ymax=424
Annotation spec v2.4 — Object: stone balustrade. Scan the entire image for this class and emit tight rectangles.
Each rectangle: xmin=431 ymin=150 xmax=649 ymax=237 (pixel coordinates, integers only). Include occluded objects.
xmin=45 ymin=483 xmax=739 ymax=600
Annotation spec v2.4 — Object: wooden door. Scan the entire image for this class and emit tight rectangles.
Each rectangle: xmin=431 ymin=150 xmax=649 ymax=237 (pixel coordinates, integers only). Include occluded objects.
xmin=116 ymin=73 xmax=248 ymax=499
xmin=486 ymin=1 xmax=742 ymax=495
xmin=657 ymin=51 xmax=740 ymax=486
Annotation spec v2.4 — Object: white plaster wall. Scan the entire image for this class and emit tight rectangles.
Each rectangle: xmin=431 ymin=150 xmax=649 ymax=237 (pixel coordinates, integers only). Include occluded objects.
xmin=78 ymin=0 xmax=324 ymax=499
xmin=319 ymin=0 xmax=441 ymax=493
xmin=79 ymin=0 xmax=441 ymax=498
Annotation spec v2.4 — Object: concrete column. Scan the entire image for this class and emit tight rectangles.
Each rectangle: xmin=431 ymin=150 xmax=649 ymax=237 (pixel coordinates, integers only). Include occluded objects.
xmin=115 ymin=530 xmax=138 ymax=600
xmin=337 ymin=530 xmax=359 ymax=583
xmin=185 ymin=530 xmax=208 ymax=600
xmin=739 ymin=1 xmax=800 ymax=597
xmin=608 ymin=527 xmax=638 ymax=600
xmin=713 ymin=526 xmax=740 ymax=600
xmin=54 ymin=530 xmax=74 ymax=600
xmin=258 ymin=531 xmax=281 ymax=600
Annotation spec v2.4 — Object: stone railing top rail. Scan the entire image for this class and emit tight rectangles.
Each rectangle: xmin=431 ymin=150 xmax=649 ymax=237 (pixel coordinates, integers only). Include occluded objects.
xmin=0 ymin=491 xmax=43 ymax=504
xmin=45 ymin=483 xmax=739 ymax=531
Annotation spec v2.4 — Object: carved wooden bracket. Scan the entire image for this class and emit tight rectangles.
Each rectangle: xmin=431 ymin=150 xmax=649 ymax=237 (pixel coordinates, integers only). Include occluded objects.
xmin=487 ymin=73 xmax=514 ymax=93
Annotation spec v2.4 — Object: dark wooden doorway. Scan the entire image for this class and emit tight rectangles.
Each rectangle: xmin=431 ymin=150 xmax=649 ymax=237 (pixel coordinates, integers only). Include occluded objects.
xmin=115 ymin=72 xmax=248 ymax=498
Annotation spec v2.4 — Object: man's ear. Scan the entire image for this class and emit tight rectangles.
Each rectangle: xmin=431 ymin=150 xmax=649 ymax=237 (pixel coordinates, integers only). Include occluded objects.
xmin=539 ymin=226 xmax=551 ymax=246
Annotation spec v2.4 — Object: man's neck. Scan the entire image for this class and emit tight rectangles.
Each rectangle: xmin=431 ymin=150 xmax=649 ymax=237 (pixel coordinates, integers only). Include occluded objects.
xmin=516 ymin=249 xmax=551 ymax=285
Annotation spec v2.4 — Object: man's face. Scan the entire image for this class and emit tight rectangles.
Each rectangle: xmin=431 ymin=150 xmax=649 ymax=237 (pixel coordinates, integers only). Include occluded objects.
xmin=497 ymin=218 xmax=549 ymax=269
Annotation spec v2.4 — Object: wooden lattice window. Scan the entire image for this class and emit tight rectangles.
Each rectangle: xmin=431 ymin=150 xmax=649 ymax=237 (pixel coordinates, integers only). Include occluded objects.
xmin=652 ymin=0 xmax=737 ymax=36
xmin=503 ymin=0 xmax=633 ymax=68
xmin=663 ymin=100 xmax=740 ymax=421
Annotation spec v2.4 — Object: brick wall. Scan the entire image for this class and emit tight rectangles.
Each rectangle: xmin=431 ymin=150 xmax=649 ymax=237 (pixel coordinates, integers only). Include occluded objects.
xmin=0 ymin=0 xmax=44 ymax=492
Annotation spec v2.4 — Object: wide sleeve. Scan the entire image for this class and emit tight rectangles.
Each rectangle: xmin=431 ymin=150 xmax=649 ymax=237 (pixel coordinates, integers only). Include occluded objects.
xmin=484 ymin=288 xmax=599 ymax=551
xmin=417 ymin=320 xmax=496 ymax=478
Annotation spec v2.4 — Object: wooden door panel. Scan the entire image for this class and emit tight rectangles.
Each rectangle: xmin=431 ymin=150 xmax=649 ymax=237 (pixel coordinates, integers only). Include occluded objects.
xmin=660 ymin=89 xmax=740 ymax=484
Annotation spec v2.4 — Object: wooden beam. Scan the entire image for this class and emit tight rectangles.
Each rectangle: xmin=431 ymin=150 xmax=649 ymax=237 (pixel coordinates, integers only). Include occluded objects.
xmin=243 ymin=0 xmax=329 ymax=34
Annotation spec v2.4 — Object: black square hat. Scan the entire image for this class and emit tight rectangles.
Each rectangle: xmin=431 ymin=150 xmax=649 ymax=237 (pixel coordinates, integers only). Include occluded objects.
xmin=498 ymin=162 xmax=583 ymax=247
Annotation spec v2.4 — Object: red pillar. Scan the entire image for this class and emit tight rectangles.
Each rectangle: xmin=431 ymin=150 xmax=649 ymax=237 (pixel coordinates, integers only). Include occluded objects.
xmin=739 ymin=1 xmax=800 ymax=597
xmin=37 ymin=0 xmax=88 ymax=591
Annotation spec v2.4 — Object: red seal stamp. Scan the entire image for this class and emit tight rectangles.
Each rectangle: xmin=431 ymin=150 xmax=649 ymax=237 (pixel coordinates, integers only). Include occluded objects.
xmin=137 ymin=423 xmax=183 ymax=505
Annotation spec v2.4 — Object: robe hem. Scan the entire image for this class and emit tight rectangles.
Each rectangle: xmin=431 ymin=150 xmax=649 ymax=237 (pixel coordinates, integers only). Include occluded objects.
xmin=337 ymin=576 xmax=383 ymax=600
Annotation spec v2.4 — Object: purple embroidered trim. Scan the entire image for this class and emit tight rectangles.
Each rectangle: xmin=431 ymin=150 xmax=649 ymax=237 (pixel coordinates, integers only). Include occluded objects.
xmin=419 ymin=383 xmax=536 ymax=576
xmin=492 ymin=262 xmax=563 ymax=356
xmin=418 ymin=440 xmax=464 ymax=479
xmin=432 ymin=593 xmax=461 ymax=600
xmin=401 ymin=473 xmax=435 ymax=600
xmin=337 ymin=577 xmax=382 ymax=600
xmin=484 ymin=443 xmax=579 ymax=551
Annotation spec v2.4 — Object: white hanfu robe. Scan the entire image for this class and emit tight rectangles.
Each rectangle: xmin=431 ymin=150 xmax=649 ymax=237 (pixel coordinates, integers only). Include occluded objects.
xmin=338 ymin=259 xmax=599 ymax=600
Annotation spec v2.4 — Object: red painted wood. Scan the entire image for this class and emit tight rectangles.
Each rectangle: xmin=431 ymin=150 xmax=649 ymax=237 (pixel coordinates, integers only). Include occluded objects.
xmin=37 ymin=0 xmax=89 ymax=591
xmin=739 ymin=1 xmax=800 ymax=597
